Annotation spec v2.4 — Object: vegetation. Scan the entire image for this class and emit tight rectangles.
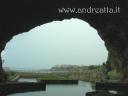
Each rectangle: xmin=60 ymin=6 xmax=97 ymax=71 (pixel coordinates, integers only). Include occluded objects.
xmin=39 ymin=64 xmax=106 ymax=82
xmin=5 ymin=63 xmax=122 ymax=82
xmin=108 ymin=69 xmax=123 ymax=80
xmin=0 ymin=70 xmax=8 ymax=82
xmin=38 ymin=73 xmax=71 ymax=80
xmin=49 ymin=63 xmax=122 ymax=82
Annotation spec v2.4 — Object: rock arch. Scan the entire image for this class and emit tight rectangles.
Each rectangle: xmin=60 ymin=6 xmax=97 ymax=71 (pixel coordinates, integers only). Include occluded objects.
xmin=0 ymin=0 xmax=128 ymax=82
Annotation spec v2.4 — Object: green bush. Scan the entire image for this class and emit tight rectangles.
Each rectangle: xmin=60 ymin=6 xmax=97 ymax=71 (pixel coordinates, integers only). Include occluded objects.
xmin=108 ymin=69 xmax=123 ymax=80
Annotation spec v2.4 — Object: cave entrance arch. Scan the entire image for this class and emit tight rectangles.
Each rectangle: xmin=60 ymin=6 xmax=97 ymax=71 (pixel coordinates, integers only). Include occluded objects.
xmin=2 ymin=18 xmax=108 ymax=81
xmin=0 ymin=0 xmax=127 ymax=82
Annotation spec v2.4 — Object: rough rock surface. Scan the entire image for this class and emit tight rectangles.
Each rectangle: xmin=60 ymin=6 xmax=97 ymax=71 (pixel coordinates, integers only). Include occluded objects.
xmin=86 ymin=91 xmax=124 ymax=96
xmin=0 ymin=0 xmax=128 ymax=82
xmin=86 ymin=91 xmax=115 ymax=96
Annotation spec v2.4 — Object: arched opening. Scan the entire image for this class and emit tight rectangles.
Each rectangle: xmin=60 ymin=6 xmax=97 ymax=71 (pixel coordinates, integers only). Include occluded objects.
xmin=0 ymin=0 xmax=127 ymax=95
xmin=1 ymin=18 xmax=108 ymax=95
xmin=2 ymin=18 xmax=108 ymax=70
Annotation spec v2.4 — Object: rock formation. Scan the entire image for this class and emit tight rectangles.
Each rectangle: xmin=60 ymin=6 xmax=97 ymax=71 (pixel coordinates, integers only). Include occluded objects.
xmin=0 ymin=0 xmax=128 ymax=82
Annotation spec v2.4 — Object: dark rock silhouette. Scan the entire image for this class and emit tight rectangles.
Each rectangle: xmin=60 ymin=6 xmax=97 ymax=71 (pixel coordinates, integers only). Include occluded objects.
xmin=0 ymin=0 xmax=128 ymax=82
xmin=0 ymin=92 xmax=7 ymax=96
xmin=0 ymin=82 xmax=46 ymax=95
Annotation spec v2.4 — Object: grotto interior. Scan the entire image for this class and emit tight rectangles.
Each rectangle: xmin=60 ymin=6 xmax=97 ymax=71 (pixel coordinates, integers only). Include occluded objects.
xmin=0 ymin=0 xmax=128 ymax=82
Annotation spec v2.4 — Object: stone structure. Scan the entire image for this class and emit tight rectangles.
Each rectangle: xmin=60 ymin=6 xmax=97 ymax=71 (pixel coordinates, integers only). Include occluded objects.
xmin=0 ymin=0 xmax=128 ymax=82
xmin=0 ymin=82 xmax=46 ymax=95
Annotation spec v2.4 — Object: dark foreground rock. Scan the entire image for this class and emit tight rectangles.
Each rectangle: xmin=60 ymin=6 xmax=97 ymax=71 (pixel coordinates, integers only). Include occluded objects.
xmin=0 ymin=82 xmax=46 ymax=95
xmin=86 ymin=91 xmax=127 ymax=96
xmin=86 ymin=91 xmax=116 ymax=96
xmin=86 ymin=82 xmax=128 ymax=96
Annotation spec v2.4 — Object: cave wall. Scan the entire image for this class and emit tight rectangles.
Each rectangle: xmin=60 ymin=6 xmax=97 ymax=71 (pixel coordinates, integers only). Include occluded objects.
xmin=0 ymin=0 xmax=128 ymax=82
xmin=99 ymin=20 xmax=128 ymax=81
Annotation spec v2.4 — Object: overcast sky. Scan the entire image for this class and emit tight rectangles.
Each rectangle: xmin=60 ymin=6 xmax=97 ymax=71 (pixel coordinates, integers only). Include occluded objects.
xmin=1 ymin=18 xmax=108 ymax=70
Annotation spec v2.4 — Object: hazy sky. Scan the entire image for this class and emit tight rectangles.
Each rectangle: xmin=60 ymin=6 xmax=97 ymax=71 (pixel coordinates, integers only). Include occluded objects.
xmin=2 ymin=18 xmax=108 ymax=70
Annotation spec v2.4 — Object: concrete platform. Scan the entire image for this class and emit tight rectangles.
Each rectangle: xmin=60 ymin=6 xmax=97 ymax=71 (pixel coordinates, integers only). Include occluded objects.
xmin=0 ymin=82 xmax=46 ymax=95
xmin=39 ymin=80 xmax=78 ymax=84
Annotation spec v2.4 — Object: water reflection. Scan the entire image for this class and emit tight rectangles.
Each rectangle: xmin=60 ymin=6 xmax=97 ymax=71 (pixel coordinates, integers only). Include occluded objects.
xmin=1 ymin=79 xmax=127 ymax=96
xmin=8 ymin=81 xmax=93 ymax=96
